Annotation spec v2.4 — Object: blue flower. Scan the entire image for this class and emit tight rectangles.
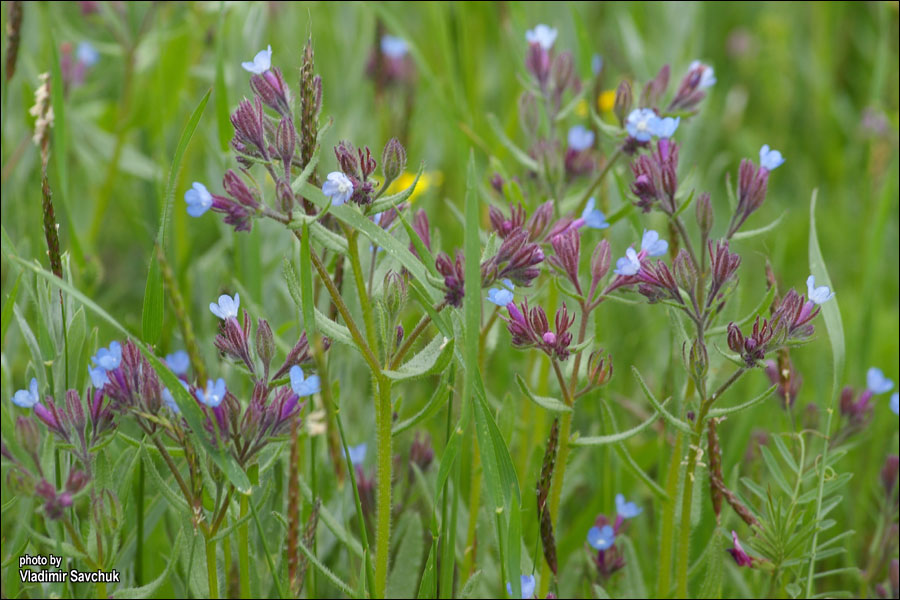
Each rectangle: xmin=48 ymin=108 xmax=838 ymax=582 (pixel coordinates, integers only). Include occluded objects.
xmin=349 ymin=443 xmax=367 ymax=466
xmin=890 ymin=392 xmax=899 ymax=416
xmin=568 ymin=125 xmax=595 ymax=151
xmin=690 ymin=60 xmax=716 ymax=88
xmin=487 ymin=287 xmax=514 ymax=306
xmin=591 ymin=54 xmax=603 ymax=76
xmin=166 ymin=350 xmax=191 ymax=376
xmin=641 ymin=229 xmax=668 ymax=257
xmin=380 ymin=35 xmax=408 ymax=59
xmin=92 ymin=341 xmax=122 ymax=371
xmin=615 ymin=493 xmax=642 ymax=519
xmin=806 ymin=275 xmax=834 ymax=305
xmin=210 ymin=293 xmax=240 ymax=320
xmin=759 ymin=145 xmax=784 ymax=171
xmin=88 ymin=365 xmax=109 ymax=389
xmin=322 ymin=172 xmax=354 ymax=206
xmin=241 ymin=45 xmax=272 ymax=74
xmin=196 ymin=378 xmax=227 ymax=408
xmin=77 ymin=41 xmax=99 ymax=67
xmin=654 ymin=116 xmax=680 ymax=139
xmin=290 ymin=365 xmax=321 ymax=397
xmin=525 ymin=24 xmax=557 ymax=49
xmin=581 ymin=197 xmax=610 ymax=229
xmin=625 ymin=108 xmax=659 ymax=142
xmin=614 ymin=247 xmax=641 ymax=276
xmin=506 ymin=574 xmax=536 ymax=599
xmin=185 ymin=182 xmax=213 ymax=217
xmin=866 ymin=367 xmax=894 ymax=395
xmin=587 ymin=524 xmax=616 ymax=550
xmin=12 ymin=378 xmax=40 ymax=408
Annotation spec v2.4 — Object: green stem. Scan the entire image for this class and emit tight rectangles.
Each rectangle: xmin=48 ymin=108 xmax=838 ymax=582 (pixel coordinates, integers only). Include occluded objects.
xmin=344 ymin=226 xmax=378 ymax=352
xmin=374 ymin=376 xmax=393 ymax=599
xmin=576 ymin=148 xmax=623 ymax=214
xmin=206 ymin=536 xmax=219 ymax=599
xmin=675 ymin=425 xmax=701 ymax=598
xmin=136 ymin=460 xmax=144 ymax=585
xmin=239 ymin=495 xmax=250 ymax=599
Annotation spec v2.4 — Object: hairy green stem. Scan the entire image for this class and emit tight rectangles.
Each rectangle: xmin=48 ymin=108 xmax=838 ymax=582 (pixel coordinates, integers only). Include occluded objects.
xmin=206 ymin=536 xmax=219 ymax=599
xmin=576 ymin=148 xmax=623 ymax=214
xmin=239 ymin=495 xmax=250 ymax=598
xmin=374 ymin=376 xmax=393 ymax=598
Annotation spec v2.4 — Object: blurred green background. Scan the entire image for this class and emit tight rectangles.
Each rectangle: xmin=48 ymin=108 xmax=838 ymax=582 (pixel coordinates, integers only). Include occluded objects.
xmin=1 ymin=1 xmax=898 ymax=597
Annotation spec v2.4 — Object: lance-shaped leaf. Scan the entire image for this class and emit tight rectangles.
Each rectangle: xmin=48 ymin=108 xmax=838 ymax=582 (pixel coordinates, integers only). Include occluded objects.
xmin=516 ymin=373 xmax=573 ymax=413
xmin=383 ymin=335 xmax=454 ymax=382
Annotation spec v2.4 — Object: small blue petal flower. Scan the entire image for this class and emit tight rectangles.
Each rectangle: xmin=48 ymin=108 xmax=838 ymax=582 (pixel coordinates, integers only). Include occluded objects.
xmin=210 ymin=293 xmax=240 ymax=320
xmin=653 ymin=116 xmax=680 ymax=139
xmin=614 ymin=248 xmax=641 ymax=276
xmin=241 ymin=44 xmax=272 ymax=74
xmin=890 ymin=393 xmax=899 ymax=416
xmin=12 ymin=378 xmax=40 ymax=408
xmin=806 ymin=275 xmax=834 ymax=305
xmin=641 ymin=229 xmax=668 ymax=257
xmin=690 ymin=60 xmax=716 ymax=88
xmin=88 ymin=365 xmax=109 ymax=389
xmin=77 ymin=41 xmax=99 ymax=67
xmin=487 ymin=287 xmax=514 ymax=306
xmin=348 ymin=443 xmax=367 ymax=466
xmin=759 ymin=144 xmax=785 ymax=171
xmin=380 ymin=35 xmax=408 ymax=59
xmin=185 ymin=182 xmax=214 ymax=217
xmin=567 ymin=125 xmax=595 ymax=152
xmin=525 ymin=24 xmax=557 ymax=49
xmin=92 ymin=341 xmax=122 ymax=370
xmin=166 ymin=350 xmax=191 ymax=376
xmin=615 ymin=493 xmax=643 ymax=519
xmin=591 ymin=54 xmax=604 ymax=76
xmin=500 ymin=279 xmax=515 ymax=291
xmin=196 ymin=378 xmax=227 ymax=408
xmin=322 ymin=172 xmax=354 ymax=206
xmin=587 ymin=524 xmax=616 ymax=550
xmin=581 ymin=197 xmax=610 ymax=229
xmin=866 ymin=367 xmax=894 ymax=395
xmin=626 ymin=108 xmax=660 ymax=142
xmin=506 ymin=575 xmax=536 ymax=599
xmin=290 ymin=365 xmax=321 ymax=397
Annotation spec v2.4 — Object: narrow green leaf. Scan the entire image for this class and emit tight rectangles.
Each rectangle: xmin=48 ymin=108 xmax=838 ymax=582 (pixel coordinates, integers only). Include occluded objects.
xmin=416 ymin=541 xmax=437 ymax=599
xmin=707 ymin=384 xmax=777 ymax=417
xmin=141 ymin=89 xmax=211 ymax=344
xmin=698 ymin=531 xmax=724 ymax=599
xmin=387 ymin=513 xmax=425 ymax=598
xmin=115 ymin=530 xmax=183 ymax=598
xmin=515 ymin=373 xmax=573 ymax=413
xmin=760 ymin=446 xmax=793 ymax=496
xmin=731 ymin=211 xmax=786 ymax=240
xmin=572 ymin=399 xmax=668 ymax=445
xmin=393 ymin=374 xmax=451 ymax=436
xmin=383 ymin=335 xmax=453 ymax=382
xmin=631 ymin=366 xmax=692 ymax=434
xmin=369 ymin=161 xmax=426 ymax=213
xmin=804 ymin=189 xmax=846 ymax=598
xmin=1 ymin=273 xmax=21 ymax=346
xmin=487 ymin=113 xmax=540 ymax=171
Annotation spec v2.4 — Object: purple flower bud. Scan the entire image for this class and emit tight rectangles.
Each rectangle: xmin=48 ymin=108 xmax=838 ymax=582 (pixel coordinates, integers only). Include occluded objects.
xmin=587 ymin=350 xmax=614 ymax=387
xmin=215 ymin=311 xmax=256 ymax=375
xmin=490 ymin=173 xmax=504 ymax=193
xmin=614 ymin=80 xmax=633 ymax=127
xmin=275 ymin=117 xmax=297 ymax=174
xmin=381 ymin=137 xmax=406 ymax=183
xmin=230 ymin=97 xmax=268 ymax=159
xmin=589 ymin=239 xmax=611 ymax=298
xmin=695 ymin=192 xmax=713 ymax=238
xmin=65 ymin=469 xmax=90 ymax=495
xmin=250 ymin=66 xmax=291 ymax=116
xmin=65 ymin=389 xmax=86 ymax=434
xmin=411 ymin=209 xmax=432 ymax=256
xmin=409 ymin=432 xmax=434 ymax=475
xmin=435 ymin=251 xmax=466 ymax=308
xmin=548 ymin=229 xmax=582 ymax=294
xmin=640 ymin=64 xmax=670 ymax=109
xmin=729 ymin=158 xmax=769 ymax=236
xmin=256 ymin=318 xmax=275 ymax=376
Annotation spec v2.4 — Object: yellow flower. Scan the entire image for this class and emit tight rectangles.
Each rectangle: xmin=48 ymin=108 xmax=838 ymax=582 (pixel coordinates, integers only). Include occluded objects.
xmin=385 ymin=170 xmax=444 ymax=202
xmin=598 ymin=90 xmax=616 ymax=113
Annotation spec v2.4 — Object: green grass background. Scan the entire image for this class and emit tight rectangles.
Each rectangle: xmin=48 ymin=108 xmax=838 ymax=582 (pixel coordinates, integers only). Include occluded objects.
xmin=1 ymin=2 xmax=898 ymax=598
